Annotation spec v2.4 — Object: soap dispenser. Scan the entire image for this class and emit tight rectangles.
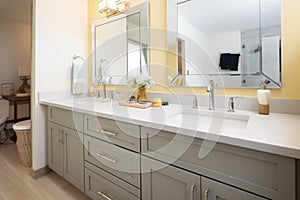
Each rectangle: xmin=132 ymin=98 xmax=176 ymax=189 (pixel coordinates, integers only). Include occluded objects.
xmin=257 ymin=80 xmax=271 ymax=115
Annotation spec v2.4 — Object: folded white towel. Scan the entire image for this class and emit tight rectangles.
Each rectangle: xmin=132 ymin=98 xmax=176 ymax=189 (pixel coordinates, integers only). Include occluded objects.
xmin=257 ymin=89 xmax=271 ymax=105
xmin=72 ymin=59 xmax=87 ymax=95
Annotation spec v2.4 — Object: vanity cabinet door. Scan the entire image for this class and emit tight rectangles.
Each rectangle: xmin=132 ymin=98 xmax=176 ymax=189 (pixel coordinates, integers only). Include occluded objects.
xmin=64 ymin=128 xmax=84 ymax=192
xmin=201 ymin=177 xmax=267 ymax=200
xmin=47 ymin=122 xmax=64 ymax=176
xmin=142 ymin=156 xmax=200 ymax=200
xmin=47 ymin=122 xmax=84 ymax=192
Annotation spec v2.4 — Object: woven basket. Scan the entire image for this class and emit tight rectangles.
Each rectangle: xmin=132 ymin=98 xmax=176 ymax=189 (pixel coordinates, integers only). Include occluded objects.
xmin=15 ymin=129 xmax=31 ymax=146
xmin=17 ymin=145 xmax=32 ymax=167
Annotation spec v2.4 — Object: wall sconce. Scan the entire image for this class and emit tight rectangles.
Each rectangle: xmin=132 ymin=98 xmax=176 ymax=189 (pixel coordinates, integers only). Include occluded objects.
xmin=98 ymin=0 xmax=129 ymax=16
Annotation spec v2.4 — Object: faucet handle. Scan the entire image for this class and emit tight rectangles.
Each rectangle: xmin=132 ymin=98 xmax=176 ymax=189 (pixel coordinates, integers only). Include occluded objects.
xmin=227 ymin=96 xmax=243 ymax=112
xmin=228 ymin=97 xmax=235 ymax=112
xmin=110 ymin=90 xmax=114 ymax=100
xmin=192 ymin=95 xmax=198 ymax=109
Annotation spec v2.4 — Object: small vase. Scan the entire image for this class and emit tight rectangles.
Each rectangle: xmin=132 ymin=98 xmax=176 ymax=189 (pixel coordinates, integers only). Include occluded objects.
xmin=137 ymin=87 xmax=147 ymax=101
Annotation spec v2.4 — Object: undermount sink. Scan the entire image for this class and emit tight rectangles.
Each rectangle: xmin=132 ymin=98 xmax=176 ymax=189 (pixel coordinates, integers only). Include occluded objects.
xmin=68 ymin=97 xmax=111 ymax=105
xmin=169 ymin=108 xmax=249 ymax=130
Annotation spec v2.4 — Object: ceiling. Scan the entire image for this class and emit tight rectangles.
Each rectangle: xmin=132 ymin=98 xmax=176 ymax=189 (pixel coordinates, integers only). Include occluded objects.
xmin=178 ymin=0 xmax=281 ymax=35
xmin=0 ymin=0 xmax=32 ymax=24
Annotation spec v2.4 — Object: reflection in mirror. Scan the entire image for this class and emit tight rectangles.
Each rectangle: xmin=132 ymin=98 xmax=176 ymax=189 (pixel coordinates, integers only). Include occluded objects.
xmin=92 ymin=3 xmax=149 ymax=85
xmin=167 ymin=0 xmax=281 ymax=88
xmin=94 ymin=16 xmax=127 ymax=84
xmin=260 ymin=0 xmax=281 ymax=86
xmin=127 ymin=13 xmax=148 ymax=76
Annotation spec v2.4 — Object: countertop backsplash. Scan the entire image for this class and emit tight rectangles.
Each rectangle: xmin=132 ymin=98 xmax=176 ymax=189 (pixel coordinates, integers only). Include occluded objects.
xmin=39 ymin=90 xmax=300 ymax=115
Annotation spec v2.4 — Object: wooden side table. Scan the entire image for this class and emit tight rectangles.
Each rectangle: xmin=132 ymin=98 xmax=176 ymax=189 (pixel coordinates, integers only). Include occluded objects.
xmin=3 ymin=95 xmax=31 ymax=123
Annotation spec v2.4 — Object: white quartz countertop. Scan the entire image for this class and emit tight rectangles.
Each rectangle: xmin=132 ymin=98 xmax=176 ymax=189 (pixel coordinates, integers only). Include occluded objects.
xmin=39 ymin=95 xmax=300 ymax=159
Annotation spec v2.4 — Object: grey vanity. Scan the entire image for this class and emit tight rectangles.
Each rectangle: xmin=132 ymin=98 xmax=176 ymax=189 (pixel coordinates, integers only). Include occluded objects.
xmin=141 ymin=128 xmax=295 ymax=200
xmin=46 ymin=106 xmax=297 ymax=200
xmin=47 ymin=107 xmax=84 ymax=191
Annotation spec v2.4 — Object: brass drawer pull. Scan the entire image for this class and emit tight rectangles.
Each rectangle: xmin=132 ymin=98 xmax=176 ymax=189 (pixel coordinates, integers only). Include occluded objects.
xmin=97 ymin=191 xmax=112 ymax=200
xmin=97 ymin=129 xmax=117 ymax=136
xmin=96 ymin=153 xmax=118 ymax=163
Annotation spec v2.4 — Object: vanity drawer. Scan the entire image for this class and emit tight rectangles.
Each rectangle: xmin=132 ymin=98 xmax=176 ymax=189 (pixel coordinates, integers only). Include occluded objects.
xmin=201 ymin=177 xmax=267 ymax=200
xmin=84 ymin=134 xmax=140 ymax=188
xmin=48 ymin=107 xmax=83 ymax=132
xmin=84 ymin=114 xmax=140 ymax=152
xmin=141 ymin=127 xmax=295 ymax=200
xmin=85 ymin=165 xmax=140 ymax=200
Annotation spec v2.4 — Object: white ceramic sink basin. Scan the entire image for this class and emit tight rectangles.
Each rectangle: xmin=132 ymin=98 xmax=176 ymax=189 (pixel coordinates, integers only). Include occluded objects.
xmin=169 ymin=108 xmax=249 ymax=130
xmin=66 ymin=97 xmax=111 ymax=105
xmin=77 ymin=97 xmax=111 ymax=104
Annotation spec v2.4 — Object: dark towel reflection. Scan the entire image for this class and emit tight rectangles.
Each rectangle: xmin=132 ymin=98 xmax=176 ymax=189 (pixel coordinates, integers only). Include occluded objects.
xmin=219 ymin=53 xmax=240 ymax=71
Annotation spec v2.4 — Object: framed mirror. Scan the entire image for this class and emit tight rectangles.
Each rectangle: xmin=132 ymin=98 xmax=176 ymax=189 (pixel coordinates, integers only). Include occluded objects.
xmin=92 ymin=3 xmax=149 ymax=85
xmin=167 ymin=0 xmax=281 ymax=88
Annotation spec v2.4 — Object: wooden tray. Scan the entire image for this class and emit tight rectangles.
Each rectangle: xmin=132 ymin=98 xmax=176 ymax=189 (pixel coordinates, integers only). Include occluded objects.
xmin=118 ymin=101 xmax=152 ymax=109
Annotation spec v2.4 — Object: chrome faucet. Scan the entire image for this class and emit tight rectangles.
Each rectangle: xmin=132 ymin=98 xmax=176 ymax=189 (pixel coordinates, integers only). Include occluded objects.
xmin=97 ymin=80 xmax=107 ymax=99
xmin=207 ymin=80 xmax=215 ymax=110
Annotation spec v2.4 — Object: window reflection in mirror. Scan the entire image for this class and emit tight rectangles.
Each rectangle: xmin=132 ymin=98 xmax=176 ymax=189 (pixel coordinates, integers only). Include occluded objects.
xmin=260 ymin=0 xmax=281 ymax=87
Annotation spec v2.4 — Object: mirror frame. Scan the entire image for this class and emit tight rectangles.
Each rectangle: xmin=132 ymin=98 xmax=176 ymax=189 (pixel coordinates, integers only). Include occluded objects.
xmin=91 ymin=2 xmax=149 ymax=84
xmin=167 ymin=0 xmax=282 ymax=88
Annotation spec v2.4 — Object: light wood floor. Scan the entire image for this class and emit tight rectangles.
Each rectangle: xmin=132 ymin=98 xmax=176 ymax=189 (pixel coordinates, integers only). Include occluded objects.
xmin=0 ymin=142 xmax=90 ymax=200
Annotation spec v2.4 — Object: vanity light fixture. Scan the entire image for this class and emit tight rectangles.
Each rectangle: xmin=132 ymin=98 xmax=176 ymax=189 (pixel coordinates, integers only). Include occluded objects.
xmin=98 ymin=0 xmax=129 ymax=16
xmin=116 ymin=0 xmax=129 ymax=10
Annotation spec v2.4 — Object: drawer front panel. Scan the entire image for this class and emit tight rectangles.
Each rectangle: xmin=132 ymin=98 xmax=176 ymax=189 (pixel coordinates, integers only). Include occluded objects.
xmin=84 ymin=134 xmax=140 ymax=188
xmin=141 ymin=127 xmax=295 ymax=200
xmin=84 ymin=114 xmax=140 ymax=152
xmin=85 ymin=168 xmax=140 ymax=200
xmin=142 ymin=156 xmax=201 ymax=200
xmin=85 ymin=162 xmax=140 ymax=198
xmin=201 ymin=177 xmax=267 ymax=200
xmin=48 ymin=107 xmax=83 ymax=132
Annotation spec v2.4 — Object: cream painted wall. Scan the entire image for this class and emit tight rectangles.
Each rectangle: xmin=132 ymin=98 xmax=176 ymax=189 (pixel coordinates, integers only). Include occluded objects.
xmin=0 ymin=19 xmax=31 ymax=95
xmin=88 ymin=0 xmax=300 ymax=99
xmin=32 ymin=0 xmax=88 ymax=170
